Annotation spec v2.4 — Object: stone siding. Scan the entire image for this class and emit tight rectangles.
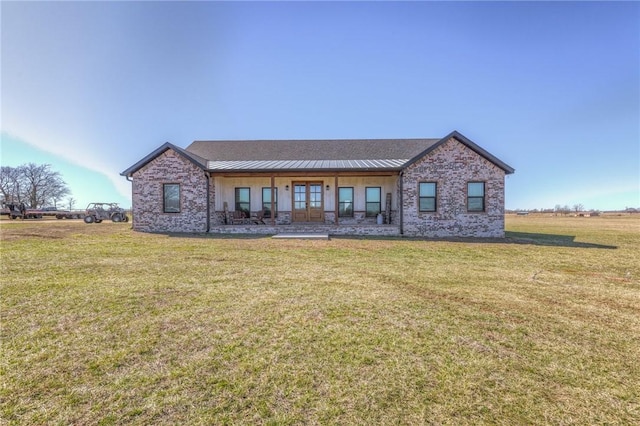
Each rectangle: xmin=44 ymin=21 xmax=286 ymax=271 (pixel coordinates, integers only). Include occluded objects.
xmin=132 ymin=150 xmax=209 ymax=233
xmin=208 ymin=224 xmax=401 ymax=237
xmin=335 ymin=210 xmax=398 ymax=225
xmin=401 ymin=138 xmax=506 ymax=238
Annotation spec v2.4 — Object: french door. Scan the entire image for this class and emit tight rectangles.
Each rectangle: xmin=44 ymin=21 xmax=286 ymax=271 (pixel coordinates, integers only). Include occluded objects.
xmin=292 ymin=182 xmax=324 ymax=222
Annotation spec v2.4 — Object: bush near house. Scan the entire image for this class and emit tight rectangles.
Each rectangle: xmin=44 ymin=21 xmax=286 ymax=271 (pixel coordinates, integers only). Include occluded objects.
xmin=1 ymin=215 xmax=638 ymax=425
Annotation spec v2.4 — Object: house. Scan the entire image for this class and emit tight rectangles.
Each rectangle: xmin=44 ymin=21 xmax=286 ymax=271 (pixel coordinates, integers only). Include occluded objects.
xmin=121 ymin=131 xmax=514 ymax=237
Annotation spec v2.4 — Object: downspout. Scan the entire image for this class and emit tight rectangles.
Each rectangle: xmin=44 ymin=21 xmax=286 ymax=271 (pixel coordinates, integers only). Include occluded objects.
xmin=398 ymin=171 xmax=404 ymax=235
xmin=205 ymin=172 xmax=211 ymax=233
xmin=126 ymin=176 xmax=133 ymax=229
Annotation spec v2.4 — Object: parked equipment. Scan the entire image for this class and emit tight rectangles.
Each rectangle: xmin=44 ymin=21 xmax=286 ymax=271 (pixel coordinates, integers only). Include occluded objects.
xmin=84 ymin=203 xmax=129 ymax=224
xmin=0 ymin=202 xmax=46 ymax=219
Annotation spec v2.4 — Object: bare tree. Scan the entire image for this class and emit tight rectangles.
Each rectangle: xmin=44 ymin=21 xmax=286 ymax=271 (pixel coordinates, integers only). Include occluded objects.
xmin=67 ymin=197 xmax=76 ymax=211
xmin=0 ymin=166 xmax=26 ymax=204
xmin=554 ymin=204 xmax=562 ymax=216
xmin=48 ymin=179 xmax=70 ymax=208
xmin=573 ymin=203 xmax=584 ymax=213
xmin=2 ymin=163 xmax=70 ymax=208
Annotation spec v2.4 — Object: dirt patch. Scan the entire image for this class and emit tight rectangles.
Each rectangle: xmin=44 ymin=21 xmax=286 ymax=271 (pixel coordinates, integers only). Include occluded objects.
xmin=0 ymin=219 xmax=130 ymax=241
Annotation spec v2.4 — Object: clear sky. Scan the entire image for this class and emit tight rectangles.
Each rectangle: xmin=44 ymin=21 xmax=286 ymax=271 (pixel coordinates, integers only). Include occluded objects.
xmin=2 ymin=1 xmax=638 ymax=211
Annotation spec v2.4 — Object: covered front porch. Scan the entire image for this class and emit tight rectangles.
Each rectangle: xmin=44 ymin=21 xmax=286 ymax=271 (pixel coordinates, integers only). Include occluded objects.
xmin=211 ymin=172 xmax=400 ymax=229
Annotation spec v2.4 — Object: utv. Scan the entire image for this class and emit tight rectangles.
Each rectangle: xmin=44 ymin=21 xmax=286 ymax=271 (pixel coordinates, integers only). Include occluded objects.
xmin=84 ymin=202 xmax=129 ymax=223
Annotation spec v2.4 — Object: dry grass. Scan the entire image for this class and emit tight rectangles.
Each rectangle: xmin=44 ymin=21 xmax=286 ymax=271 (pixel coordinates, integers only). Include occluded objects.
xmin=1 ymin=215 xmax=639 ymax=425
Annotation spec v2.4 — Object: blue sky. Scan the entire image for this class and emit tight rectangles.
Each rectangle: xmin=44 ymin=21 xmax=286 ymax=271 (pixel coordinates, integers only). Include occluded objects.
xmin=2 ymin=1 xmax=638 ymax=211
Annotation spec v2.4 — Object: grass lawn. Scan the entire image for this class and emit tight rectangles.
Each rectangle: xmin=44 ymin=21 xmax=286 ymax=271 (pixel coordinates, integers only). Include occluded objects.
xmin=1 ymin=215 xmax=639 ymax=425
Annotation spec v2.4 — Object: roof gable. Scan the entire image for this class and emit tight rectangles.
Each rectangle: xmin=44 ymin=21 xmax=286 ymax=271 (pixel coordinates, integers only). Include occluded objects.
xmin=404 ymin=131 xmax=515 ymax=174
xmin=120 ymin=142 xmax=207 ymax=177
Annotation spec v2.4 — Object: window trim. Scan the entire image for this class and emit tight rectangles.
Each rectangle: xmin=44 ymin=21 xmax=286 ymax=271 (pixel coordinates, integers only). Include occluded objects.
xmin=338 ymin=187 xmax=354 ymax=218
xmin=467 ymin=182 xmax=486 ymax=212
xmin=261 ymin=187 xmax=277 ymax=218
xmin=418 ymin=181 xmax=437 ymax=212
xmin=235 ymin=187 xmax=250 ymax=217
xmin=365 ymin=186 xmax=382 ymax=218
xmin=163 ymin=183 xmax=181 ymax=213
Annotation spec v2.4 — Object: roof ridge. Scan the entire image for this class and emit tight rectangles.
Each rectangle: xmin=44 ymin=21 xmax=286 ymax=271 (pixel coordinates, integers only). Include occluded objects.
xmin=190 ymin=138 xmax=438 ymax=143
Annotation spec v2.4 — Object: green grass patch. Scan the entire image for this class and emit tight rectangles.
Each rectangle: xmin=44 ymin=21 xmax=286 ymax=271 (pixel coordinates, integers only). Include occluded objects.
xmin=1 ymin=215 xmax=639 ymax=424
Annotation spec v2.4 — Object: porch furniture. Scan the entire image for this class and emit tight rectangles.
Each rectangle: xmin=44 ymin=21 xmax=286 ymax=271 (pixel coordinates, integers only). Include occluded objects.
xmin=231 ymin=211 xmax=247 ymax=225
xmin=223 ymin=201 xmax=229 ymax=224
xmin=251 ymin=209 xmax=267 ymax=225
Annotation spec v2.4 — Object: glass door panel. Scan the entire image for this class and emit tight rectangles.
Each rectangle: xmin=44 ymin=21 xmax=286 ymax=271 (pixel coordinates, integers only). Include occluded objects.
xmin=294 ymin=184 xmax=306 ymax=210
xmin=308 ymin=183 xmax=323 ymax=221
xmin=293 ymin=183 xmax=308 ymax=221
xmin=292 ymin=182 xmax=324 ymax=222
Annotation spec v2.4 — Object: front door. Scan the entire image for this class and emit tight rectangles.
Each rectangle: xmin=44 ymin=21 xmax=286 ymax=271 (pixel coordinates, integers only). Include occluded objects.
xmin=292 ymin=182 xmax=323 ymax=222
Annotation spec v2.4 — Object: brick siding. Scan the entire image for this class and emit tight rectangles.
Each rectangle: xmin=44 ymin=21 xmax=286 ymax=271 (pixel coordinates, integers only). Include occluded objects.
xmin=131 ymin=140 xmax=507 ymax=237
xmin=132 ymin=150 xmax=209 ymax=232
xmin=401 ymin=137 xmax=506 ymax=237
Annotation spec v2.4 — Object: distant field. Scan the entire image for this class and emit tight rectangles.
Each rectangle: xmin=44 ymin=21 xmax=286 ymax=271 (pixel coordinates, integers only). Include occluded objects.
xmin=1 ymin=215 xmax=639 ymax=425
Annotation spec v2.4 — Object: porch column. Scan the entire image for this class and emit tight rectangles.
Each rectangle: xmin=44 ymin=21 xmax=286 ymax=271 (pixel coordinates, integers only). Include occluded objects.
xmin=270 ymin=175 xmax=275 ymax=226
xmin=334 ymin=175 xmax=339 ymax=225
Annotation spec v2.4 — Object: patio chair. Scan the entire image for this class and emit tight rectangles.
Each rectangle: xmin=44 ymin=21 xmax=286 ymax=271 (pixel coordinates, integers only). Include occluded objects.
xmin=251 ymin=209 xmax=267 ymax=225
xmin=231 ymin=210 xmax=246 ymax=225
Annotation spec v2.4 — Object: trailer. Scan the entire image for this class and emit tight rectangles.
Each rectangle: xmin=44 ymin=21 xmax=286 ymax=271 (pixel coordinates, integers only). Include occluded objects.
xmin=1 ymin=203 xmax=84 ymax=220
xmin=53 ymin=210 xmax=85 ymax=219
xmin=1 ymin=203 xmax=32 ymax=219
xmin=23 ymin=209 xmax=44 ymax=219
xmin=38 ymin=207 xmax=84 ymax=219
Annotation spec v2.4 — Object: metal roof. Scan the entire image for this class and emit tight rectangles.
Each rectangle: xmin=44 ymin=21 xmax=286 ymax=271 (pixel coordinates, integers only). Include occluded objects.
xmin=207 ymin=158 xmax=409 ymax=171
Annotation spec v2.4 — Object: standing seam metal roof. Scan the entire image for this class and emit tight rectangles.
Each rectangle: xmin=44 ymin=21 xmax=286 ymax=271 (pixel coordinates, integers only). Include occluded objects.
xmin=206 ymin=158 xmax=409 ymax=171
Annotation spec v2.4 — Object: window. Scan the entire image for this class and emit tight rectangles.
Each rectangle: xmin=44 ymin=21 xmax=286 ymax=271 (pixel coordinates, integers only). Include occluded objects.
xmin=163 ymin=183 xmax=180 ymax=213
xmin=262 ymin=187 xmax=277 ymax=218
xmin=365 ymin=187 xmax=381 ymax=217
xmin=419 ymin=182 xmax=437 ymax=212
xmin=467 ymin=182 xmax=485 ymax=212
xmin=338 ymin=187 xmax=354 ymax=217
xmin=235 ymin=187 xmax=250 ymax=217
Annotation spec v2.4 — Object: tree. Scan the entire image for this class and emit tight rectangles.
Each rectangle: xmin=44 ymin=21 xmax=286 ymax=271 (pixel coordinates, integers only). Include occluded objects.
xmin=554 ymin=204 xmax=562 ymax=216
xmin=573 ymin=203 xmax=584 ymax=213
xmin=0 ymin=163 xmax=70 ymax=208
xmin=0 ymin=166 xmax=26 ymax=204
xmin=67 ymin=197 xmax=76 ymax=211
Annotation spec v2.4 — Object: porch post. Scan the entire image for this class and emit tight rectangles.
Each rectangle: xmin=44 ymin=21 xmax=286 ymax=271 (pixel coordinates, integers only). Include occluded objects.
xmin=270 ymin=175 xmax=275 ymax=226
xmin=334 ymin=175 xmax=339 ymax=225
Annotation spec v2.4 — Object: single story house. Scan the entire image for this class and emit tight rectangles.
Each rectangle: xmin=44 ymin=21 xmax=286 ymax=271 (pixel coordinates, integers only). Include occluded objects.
xmin=121 ymin=130 xmax=514 ymax=237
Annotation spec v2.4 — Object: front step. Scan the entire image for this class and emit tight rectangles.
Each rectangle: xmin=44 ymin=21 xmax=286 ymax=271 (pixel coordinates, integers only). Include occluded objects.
xmin=272 ymin=233 xmax=330 ymax=240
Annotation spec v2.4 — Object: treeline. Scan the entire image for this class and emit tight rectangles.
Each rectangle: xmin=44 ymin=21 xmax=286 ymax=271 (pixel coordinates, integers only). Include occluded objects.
xmin=508 ymin=205 xmax=640 ymax=214
xmin=0 ymin=163 xmax=71 ymax=209
xmin=508 ymin=204 xmax=590 ymax=215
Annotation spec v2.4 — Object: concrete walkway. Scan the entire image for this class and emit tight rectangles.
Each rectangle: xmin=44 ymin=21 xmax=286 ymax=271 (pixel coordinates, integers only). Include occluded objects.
xmin=272 ymin=233 xmax=330 ymax=240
